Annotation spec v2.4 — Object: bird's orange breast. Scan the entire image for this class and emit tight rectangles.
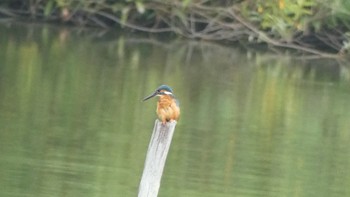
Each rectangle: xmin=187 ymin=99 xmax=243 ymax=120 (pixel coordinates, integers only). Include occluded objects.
xmin=157 ymin=95 xmax=180 ymax=124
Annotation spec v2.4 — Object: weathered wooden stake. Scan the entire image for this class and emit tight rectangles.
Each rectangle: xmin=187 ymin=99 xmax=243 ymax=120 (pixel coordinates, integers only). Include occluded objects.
xmin=138 ymin=119 xmax=177 ymax=197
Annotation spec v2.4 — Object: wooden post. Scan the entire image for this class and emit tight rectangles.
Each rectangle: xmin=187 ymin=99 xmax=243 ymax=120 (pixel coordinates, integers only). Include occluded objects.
xmin=138 ymin=119 xmax=177 ymax=197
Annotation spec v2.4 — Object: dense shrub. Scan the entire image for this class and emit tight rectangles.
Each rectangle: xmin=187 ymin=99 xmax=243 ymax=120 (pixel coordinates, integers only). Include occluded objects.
xmin=1 ymin=0 xmax=350 ymax=56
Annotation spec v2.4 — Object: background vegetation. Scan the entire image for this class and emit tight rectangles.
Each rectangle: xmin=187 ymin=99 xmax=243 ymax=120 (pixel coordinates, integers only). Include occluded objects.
xmin=1 ymin=0 xmax=350 ymax=57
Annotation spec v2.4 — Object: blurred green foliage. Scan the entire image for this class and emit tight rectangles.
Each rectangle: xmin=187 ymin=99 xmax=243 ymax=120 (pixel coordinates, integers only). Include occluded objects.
xmin=1 ymin=0 xmax=350 ymax=53
xmin=241 ymin=0 xmax=350 ymax=39
xmin=241 ymin=0 xmax=316 ymax=40
xmin=1 ymin=0 xmax=349 ymax=29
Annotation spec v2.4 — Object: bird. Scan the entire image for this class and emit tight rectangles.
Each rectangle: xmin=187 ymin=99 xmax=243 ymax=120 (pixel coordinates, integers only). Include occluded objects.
xmin=143 ymin=85 xmax=180 ymax=124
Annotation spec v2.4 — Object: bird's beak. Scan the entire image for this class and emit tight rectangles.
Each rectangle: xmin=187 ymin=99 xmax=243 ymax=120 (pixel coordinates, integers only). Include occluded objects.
xmin=142 ymin=91 xmax=157 ymax=101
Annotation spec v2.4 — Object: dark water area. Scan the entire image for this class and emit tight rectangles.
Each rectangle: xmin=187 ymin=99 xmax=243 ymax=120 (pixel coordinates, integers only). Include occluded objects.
xmin=0 ymin=22 xmax=350 ymax=197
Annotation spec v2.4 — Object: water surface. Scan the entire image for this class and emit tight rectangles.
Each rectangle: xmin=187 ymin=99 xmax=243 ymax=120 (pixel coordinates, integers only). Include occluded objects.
xmin=0 ymin=22 xmax=349 ymax=197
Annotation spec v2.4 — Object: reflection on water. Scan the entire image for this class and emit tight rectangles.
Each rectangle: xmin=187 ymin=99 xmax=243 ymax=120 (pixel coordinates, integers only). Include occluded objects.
xmin=0 ymin=23 xmax=349 ymax=197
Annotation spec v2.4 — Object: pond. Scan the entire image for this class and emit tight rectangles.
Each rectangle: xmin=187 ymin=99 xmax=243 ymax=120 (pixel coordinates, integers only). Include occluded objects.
xmin=0 ymin=22 xmax=349 ymax=197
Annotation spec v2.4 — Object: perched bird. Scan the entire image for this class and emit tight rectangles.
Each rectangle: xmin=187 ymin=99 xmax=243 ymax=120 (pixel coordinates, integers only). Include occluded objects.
xmin=143 ymin=85 xmax=180 ymax=124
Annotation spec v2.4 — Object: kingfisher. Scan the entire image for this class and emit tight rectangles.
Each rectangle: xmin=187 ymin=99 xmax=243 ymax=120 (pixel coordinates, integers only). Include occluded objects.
xmin=143 ymin=85 xmax=180 ymax=124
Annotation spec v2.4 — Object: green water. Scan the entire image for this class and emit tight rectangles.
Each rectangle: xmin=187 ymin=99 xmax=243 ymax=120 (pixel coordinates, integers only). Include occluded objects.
xmin=0 ymin=23 xmax=350 ymax=197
